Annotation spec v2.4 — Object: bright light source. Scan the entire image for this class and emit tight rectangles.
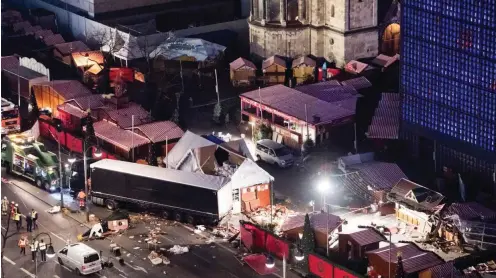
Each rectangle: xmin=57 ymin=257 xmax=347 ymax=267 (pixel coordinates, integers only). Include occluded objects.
xmin=50 ymin=186 xmax=56 ymax=191
xmin=317 ymin=179 xmax=331 ymax=193
xmin=64 ymin=163 xmax=69 ymax=168
xmin=94 ymin=148 xmax=103 ymax=158
xmin=265 ymin=255 xmax=275 ymax=269
xmin=294 ymin=248 xmax=304 ymax=261
xmin=248 ymin=122 xmax=255 ymax=126
xmin=68 ymin=157 xmax=76 ymax=163
xmin=298 ymin=232 xmax=303 ymax=239
xmin=309 ymin=200 xmax=315 ymax=207
xmin=46 ymin=245 xmax=56 ymax=258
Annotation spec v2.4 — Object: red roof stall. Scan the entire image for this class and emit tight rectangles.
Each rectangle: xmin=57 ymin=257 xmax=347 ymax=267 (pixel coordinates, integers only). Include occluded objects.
xmin=57 ymin=94 xmax=105 ymax=132
xmin=32 ymin=80 xmax=92 ymax=117
xmin=94 ymin=120 xmax=151 ymax=161
xmin=366 ymin=93 xmax=401 ymax=140
xmin=127 ymin=120 xmax=184 ymax=157
xmin=366 ymin=243 xmax=444 ymax=278
xmin=53 ymin=41 xmax=90 ymax=65
xmin=100 ymin=103 xmax=152 ymax=129
xmin=338 ymin=228 xmax=387 ymax=260
xmin=240 ymin=84 xmax=356 ymax=149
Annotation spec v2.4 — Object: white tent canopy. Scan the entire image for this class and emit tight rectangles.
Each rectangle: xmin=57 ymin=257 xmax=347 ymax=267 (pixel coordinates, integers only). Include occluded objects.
xmin=230 ymin=159 xmax=274 ymax=190
xmin=149 ymin=38 xmax=226 ymax=62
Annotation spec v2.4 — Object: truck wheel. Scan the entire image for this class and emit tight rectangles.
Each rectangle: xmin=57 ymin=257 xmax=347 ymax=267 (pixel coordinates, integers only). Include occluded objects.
xmin=105 ymin=200 xmax=118 ymax=210
xmin=43 ymin=182 xmax=51 ymax=191
xmin=186 ymin=215 xmax=195 ymax=225
xmin=161 ymin=210 xmax=170 ymax=219
xmin=174 ymin=212 xmax=182 ymax=222
xmin=35 ymin=178 xmax=42 ymax=188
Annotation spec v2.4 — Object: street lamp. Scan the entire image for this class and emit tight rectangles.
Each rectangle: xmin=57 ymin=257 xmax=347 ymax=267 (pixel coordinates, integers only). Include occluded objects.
xmin=33 ymin=232 xmax=56 ymax=277
xmin=265 ymin=254 xmax=275 ymax=269
xmin=317 ymin=179 xmax=331 ymax=209
xmin=70 ymin=143 xmax=102 ymax=222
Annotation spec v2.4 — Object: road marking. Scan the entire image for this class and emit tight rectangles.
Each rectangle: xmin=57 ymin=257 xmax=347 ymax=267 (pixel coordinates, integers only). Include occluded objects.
xmin=54 ymin=275 xmax=60 ymax=278
xmin=3 ymin=256 xmax=16 ymax=265
xmin=178 ymin=223 xmax=236 ymax=254
xmin=119 ymin=274 xmax=127 ymax=278
xmin=20 ymin=268 xmax=35 ymax=278
xmin=124 ymin=262 xmax=148 ymax=274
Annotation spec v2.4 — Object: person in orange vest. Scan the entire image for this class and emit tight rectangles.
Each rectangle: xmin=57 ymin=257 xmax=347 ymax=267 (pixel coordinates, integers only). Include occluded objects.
xmin=18 ymin=236 xmax=27 ymax=255
xmin=77 ymin=190 xmax=86 ymax=211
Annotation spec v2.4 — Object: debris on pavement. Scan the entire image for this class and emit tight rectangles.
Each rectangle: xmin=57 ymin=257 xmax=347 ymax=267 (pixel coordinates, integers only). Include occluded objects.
xmin=148 ymin=251 xmax=163 ymax=265
xmin=246 ymin=204 xmax=296 ymax=232
xmin=168 ymin=245 xmax=189 ymax=254
xmin=196 ymin=225 xmax=206 ymax=231
xmin=47 ymin=205 xmax=61 ymax=214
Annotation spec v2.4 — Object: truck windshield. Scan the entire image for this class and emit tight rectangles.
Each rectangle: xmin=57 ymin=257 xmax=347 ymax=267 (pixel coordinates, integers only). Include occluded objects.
xmin=84 ymin=253 xmax=100 ymax=264
xmin=274 ymin=147 xmax=291 ymax=157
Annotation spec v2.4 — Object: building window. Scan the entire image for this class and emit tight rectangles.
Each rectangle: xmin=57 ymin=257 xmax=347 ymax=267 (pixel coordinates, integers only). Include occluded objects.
xmin=331 ymin=5 xmax=335 ymax=17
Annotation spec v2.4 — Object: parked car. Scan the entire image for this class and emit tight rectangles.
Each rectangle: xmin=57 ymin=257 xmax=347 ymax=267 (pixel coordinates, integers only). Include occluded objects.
xmin=57 ymin=243 xmax=102 ymax=275
xmin=255 ymin=139 xmax=294 ymax=168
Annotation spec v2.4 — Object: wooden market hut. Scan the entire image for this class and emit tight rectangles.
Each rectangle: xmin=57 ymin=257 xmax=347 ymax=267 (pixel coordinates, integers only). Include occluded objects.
xmin=42 ymin=33 xmax=65 ymax=46
xmin=229 ymin=57 xmax=257 ymax=86
xmin=54 ymin=41 xmax=90 ymax=65
xmin=32 ymin=80 xmax=92 ymax=117
xmin=262 ymin=55 xmax=286 ymax=84
xmin=292 ymin=56 xmax=316 ymax=85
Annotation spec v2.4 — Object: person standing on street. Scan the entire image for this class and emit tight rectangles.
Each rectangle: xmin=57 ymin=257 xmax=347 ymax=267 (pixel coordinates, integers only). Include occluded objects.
xmin=30 ymin=240 xmax=38 ymax=262
xmin=10 ymin=201 xmax=15 ymax=218
xmin=2 ymin=197 xmax=9 ymax=215
xmin=31 ymin=209 xmax=38 ymax=230
xmin=14 ymin=210 xmax=21 ymax=231
xmin=77 ymin=190 xmax=86 ymax=212
xmin=26 ymin=214 xmax=33 ymax=232
xmin=39 ymin=239 xmax=47 ymax=262
xmin=18 ymin=236 xmax=27 ymax=255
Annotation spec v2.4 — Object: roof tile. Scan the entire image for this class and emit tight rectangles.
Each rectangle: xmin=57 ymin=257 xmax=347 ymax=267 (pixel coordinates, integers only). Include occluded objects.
xmin=106 ymin=104 xmax=152 ymax=129
xmin=54 ymin=41 xmax=90 ymax=56
xmin=230 ymin=57 xmax=256 ymax=70
xmin=130 ymin=121 xmax=184 ymax=143
xmin=262 ymin=56 xmax=286 ymax=70
xmin=43 ymin=34 xmax=65 ymax=46
xmin=94 ymin=120 xmax=150 ymax=151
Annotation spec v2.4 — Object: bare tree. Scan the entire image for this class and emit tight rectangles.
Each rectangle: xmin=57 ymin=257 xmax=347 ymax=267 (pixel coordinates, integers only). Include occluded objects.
xmin=88 ymin=27 xmax=126 ymax=68
xmin=1 ymin=212 xmax=18 ymax=278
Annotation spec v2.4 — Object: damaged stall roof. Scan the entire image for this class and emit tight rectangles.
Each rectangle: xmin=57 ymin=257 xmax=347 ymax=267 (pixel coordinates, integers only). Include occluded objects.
xmin=90 ymin=159 xmax=229 ymax=191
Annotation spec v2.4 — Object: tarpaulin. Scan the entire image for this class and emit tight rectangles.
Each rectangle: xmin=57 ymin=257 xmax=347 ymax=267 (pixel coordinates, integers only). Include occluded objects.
xmin=309 ymin=254 xmax=333 ymax=278
xmin=240 ymin=223 xmax=254 ymax=251
xmin=266 ymin=234 xmax=289 ymax=260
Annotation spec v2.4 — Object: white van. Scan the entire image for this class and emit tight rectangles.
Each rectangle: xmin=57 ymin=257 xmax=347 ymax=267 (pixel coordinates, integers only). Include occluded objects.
xmin=57 ymin=243 xmax=102 ymax=275
xmin=255 ymin=139 xmax=294 ymax=168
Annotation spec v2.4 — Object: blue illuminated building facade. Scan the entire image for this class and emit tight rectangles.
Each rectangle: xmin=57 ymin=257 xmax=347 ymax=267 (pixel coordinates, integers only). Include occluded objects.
xmin=400 ymin=0 xmax=496 ymax=190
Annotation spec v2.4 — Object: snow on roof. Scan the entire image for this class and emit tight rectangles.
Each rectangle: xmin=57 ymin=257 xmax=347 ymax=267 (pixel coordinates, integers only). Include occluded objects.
xmin=166 ymin=131 xmax=216 ymax=169
xmin=90 ymin=159 xmax=229 ymax=191
xmin=129 ymin=121 xmax=184 ymax=143
xmin=230 ymin=57 xmax=256 ymax=70
xmin=230 ymin=159 xmax=273 ymax=189
xmin=241 ymin=85 xmax=355 ymax=125
xmin=149 ymin=38 xmax=226 ymax=62
xmin=94 ymin=120 xmax=150 ymax=151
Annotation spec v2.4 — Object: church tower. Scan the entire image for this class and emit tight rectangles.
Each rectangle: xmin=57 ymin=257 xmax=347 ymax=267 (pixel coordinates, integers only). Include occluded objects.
xmin=248 ymin=0 xmax=379 ymax=67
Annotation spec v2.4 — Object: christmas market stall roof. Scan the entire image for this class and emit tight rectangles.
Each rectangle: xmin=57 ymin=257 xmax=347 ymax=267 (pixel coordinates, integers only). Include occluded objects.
xmin=367 ymin=92 xmax=401 ymax=140
xmin=422 ymin=261 xmax=462 ymax=278
xmin=165 ymin=130 xmax=217 ymax=169
xmin=340 ymin=76 xmax=373 ymax=91
xmin=72 ymin=51 xmax=105 ymax=67
xmin=442 ymin=202 xmax=496 ymax=222
xmin=104 ymin=103 xmax=152 ymax=129
xmin=262 ymin=55 xmax=286 ymax=70
xmin=371 ymin=54 xmax=400 ymax=69
xmin=229 ymin=159 xmax=273 ymax=189
xmin=36 ymin=80 xmax=92 ymax=100
xmin=1 ymin=55 xmax=19 ymax=70
xmin=281 ymin=211 xmax=342 ymax=234
xmin=339 ymin=228 xmax=387 ymax=247
xmin=93 ymin=120 xmax=150 ymax=152
xmin=149 ymin=38 xmax=226 ymax=62
xmin=90 ymin=159 xmax=229 ymax=191
xmin=43 ymin=34 xmax=65 ymax=46
xmin=127 ymin=120 xmax=184 ymax=143
xmin=294 ymin=81 xmax=360 ymax=111
xmin=366 ymin=242 xmax=444 ymax=275
xmin=57 ymin=103 xmax=88 ymax=118
xmin=230 ymin=57 xmax=256 ymax=70
xmin=331 ymin=152 xmax=407 ymax=201
xmin=344 ymin=60 xmax=373 ymax=75
xmin=292 ymin=56 xmax=316 ymax=68
xmin=388 ymin=178 xmax=445 ymax=212
xmin=54 ymin=41 xmax=90 ymax=56
xmin=240 ymin=85 xmax=355 ymax=126
xmin=65 ymin=94 xmax=105 ymax=111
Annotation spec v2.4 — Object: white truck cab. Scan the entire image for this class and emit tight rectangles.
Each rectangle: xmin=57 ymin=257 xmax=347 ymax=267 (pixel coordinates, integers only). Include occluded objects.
xmin=255 ymin=139 xmax=294 ymax=168
xmin=57 ymin=243 xmax=102 ymax=275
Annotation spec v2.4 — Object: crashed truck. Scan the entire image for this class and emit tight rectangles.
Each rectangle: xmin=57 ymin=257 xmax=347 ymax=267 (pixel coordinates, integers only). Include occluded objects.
xmin=89 ymin=159 xmax=233 ymax=225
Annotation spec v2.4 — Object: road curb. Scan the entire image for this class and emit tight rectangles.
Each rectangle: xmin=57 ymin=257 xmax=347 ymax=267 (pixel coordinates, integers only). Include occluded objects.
xmin=6 ymin=180 xmax=92 ymax=229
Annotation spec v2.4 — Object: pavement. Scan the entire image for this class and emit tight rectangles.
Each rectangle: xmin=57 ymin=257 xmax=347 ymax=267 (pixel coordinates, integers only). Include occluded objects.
xmin=2 ymin=170 xmax=300 ymax=278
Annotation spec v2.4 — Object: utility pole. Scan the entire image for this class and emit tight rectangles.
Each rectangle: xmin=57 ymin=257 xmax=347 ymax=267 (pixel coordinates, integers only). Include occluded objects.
xmin=131 ymin=115 xmax=135 ymax=162
xmin=58 ymin=133 xmax=64 ymax=208
xmin=215 ymin=69 xmax=219 ymax=103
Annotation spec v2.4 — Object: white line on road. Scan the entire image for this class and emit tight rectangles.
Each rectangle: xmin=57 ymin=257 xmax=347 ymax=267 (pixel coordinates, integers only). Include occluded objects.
xmin=55 ymin=260 xmax=72 ymax=271
xmin=3 ymin=256 xmax=16 ymax=265
xmin=54 ymin=275 xmax=60 ymax=278
xmin=124 ymin=262 xmax=148 ymax=274
xmin=20 ymin=268 xmax=35 ymax=278
xmin=119 ymin=274 xmax=127 ymax=278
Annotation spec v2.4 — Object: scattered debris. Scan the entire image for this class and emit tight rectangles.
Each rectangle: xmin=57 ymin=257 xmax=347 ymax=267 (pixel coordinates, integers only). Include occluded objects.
xmin=134 ymin=247 xmax=140 ymax=250
xmin=148 ymin=251 xmax=163 ymax=265
xmin=129 ymin=236 xmax=134 ymax=239
xmin=47 ymin=205 xmax=61 ymax=214
xmin=196 ymin=225 xmax=206 ymax=231
xmin=168 ymin=245 xmax=189 ymax=254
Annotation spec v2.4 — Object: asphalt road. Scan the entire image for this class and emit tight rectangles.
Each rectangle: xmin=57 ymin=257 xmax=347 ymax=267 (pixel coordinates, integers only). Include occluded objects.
xmin=2 ymin=172 xmax=296 ymax=278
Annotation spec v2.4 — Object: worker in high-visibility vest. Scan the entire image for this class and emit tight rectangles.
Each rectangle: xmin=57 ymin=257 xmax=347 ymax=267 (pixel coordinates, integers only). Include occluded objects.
xmin=14 ymin=211 xmax=21 ymax=231
xmin=10 ymin=201 xmax=15 ymax=218
xmin=77 ymin=190 xmax=86 ymax=211
xmin=31 ymin=209 xmax=38 ymax=230
xmin=18 ymin=236 xmax=27 ymax=255
xmin=30 ymin=240 xmax=38 ymax=262
xmin=39 ymin=239 xmax=47 ymax=262
xmin=1 ymin=197 xmax=9 ymax=215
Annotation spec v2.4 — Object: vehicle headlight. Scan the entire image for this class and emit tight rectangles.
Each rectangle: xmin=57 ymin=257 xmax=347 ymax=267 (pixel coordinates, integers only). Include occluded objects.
xmin=50 ymin=186 xmax=56 ymax=191
xmin=41 ymin=170 xmax=47 ymax=177
xmin=281 ymin=160 xmax=286 ymax=164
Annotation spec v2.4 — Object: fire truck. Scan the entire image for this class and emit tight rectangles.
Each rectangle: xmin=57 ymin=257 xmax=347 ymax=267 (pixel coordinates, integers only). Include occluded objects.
xmin=1 ymin=98 xmax=21 ymax=136
xmin=1 ymin=134 xmax=60 ymax=191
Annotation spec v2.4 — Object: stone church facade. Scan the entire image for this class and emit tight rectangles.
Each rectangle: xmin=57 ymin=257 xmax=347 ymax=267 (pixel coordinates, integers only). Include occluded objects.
xmin=248 ymin=0 xmax=379 ymax=67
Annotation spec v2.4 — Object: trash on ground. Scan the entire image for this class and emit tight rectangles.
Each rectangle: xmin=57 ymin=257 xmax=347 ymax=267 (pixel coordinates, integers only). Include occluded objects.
xmin=134 ymin=247 xmax=140 ymax=249
xmin=129 ymin=236 xmax=134 ymax=239
xmin=196 ymin=225 xmax=206 ymax=231
xmin=168 ymin=245 xmax=189 ymax=254
xmin=47 ymin=205 xmax=61 ymax=214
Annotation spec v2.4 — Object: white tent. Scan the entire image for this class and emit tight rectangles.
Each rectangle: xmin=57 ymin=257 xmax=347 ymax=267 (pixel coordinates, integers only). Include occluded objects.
xmin=165 ymin=130 xmax=216 ymax=169
xmin=230 ymin=159 xmax=273 ymax=190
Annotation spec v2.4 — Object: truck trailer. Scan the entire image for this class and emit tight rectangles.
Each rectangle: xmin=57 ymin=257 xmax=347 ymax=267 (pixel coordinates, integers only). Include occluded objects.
xmin=89 ymin=159 xmax=232 ymax=224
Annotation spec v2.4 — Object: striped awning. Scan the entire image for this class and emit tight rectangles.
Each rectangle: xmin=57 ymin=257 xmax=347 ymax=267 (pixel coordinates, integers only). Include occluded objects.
xmin=366 ymin=92 xmax=401 ymax=139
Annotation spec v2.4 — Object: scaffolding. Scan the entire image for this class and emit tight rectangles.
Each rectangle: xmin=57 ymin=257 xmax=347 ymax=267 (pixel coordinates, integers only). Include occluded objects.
xmin=449 ymin=215 xmax=496 ymax=250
